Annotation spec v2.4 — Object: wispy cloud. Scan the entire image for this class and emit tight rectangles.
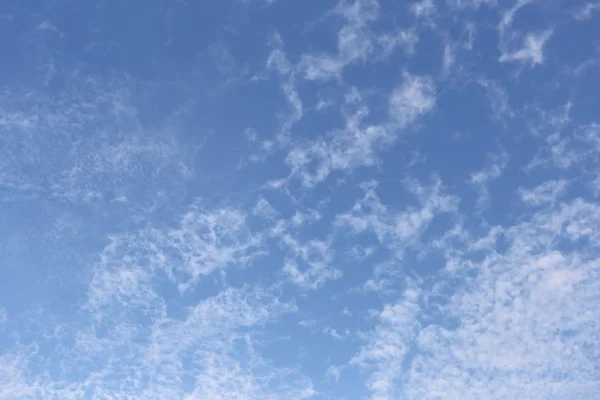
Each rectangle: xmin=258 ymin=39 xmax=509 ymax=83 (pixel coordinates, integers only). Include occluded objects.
xmin=410 ymin=0 xmax=436 ymax=19
xmin=1 ymin=283 xmax=313 ymax=399
xmin=573 ymin=1 xmax=600 ymax=20
xmin=336 ymin=177 xmax=458 ymax=252
xmin=0 ymin=74 xmax=194 ymax=208
xmin=404 ymin=197 xmax=600 ymax=398
xmin=279 ymin=72 xmax=436 ymax=188
xmin=470 ymin=150 xmax=508 ymax=209
xmin=351 ymin=283 xmax=421 ymax=399
xmin=499 ymin=30 xmax=553 ymax=66
xmin=253 ymin=196 xmax=280 ymax=219
xmin=478 ymin=79 xmax=514 ymax=119
xmin=389 ymin=73 xmax=436 ymax=129
xmin=298 ymin=0 xmax=415 ymax=81
xmin=281 ymin=237 xmax=340 ymax=289
xmin=299 ymin=0 xmax=380 ymax=81
xmin=519 ymin=179 xmax=568 ymax=206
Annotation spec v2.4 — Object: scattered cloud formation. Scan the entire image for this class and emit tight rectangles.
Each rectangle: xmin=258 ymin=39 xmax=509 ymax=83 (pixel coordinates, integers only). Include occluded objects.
xmin=1 ymin=0 xmax=600 ymax=399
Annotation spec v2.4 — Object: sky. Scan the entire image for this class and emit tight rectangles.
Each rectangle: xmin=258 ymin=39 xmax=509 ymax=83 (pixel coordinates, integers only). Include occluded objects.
xmin=1 ymin=0 xmax=600 ymax=399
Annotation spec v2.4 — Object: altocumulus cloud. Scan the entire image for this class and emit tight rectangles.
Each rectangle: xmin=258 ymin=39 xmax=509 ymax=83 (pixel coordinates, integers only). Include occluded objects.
xmin=1 ymin=0 xmax=600 ymax=399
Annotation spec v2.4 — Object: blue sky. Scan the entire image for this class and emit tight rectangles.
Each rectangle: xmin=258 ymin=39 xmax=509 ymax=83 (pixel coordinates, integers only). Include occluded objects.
xmin=1 ymin=0 xmax=600 ymax=399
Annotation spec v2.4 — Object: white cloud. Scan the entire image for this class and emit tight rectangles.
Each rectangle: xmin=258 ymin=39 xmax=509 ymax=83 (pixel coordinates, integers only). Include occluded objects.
xmin=349 ymin=192 xmax=600 ymax=399
xmin=0 ymin=351 xmax=38 ymax=399
xmin=298 ymin=0 xmax=415 ymax=81
xmin=164 ymin=205 xmax=264 ymax=290
xmin=268 ymin=39 xmax=302 ymax=129
xmin=248 ymin=34 xmax=304 ymax=163
xmin=376 ymin=29 xmax=419 ymax=57
xmin=36 ymin=21 xmax=62 ymax=37
xmin=499 ymin=30 xmax=553 ymax=66
xmin=336 ymin=177 xmax=458 ymax=252
xmin=573 ymin=1 xmax=600 ymax=20
xmin=326 ymin=364 xmax=343 ymax=382
xmin=447 ymin=0 xmax=496 ymax=10
xmin=253 ymin=197 xmax=279 ymax=219
xmin=351 ymin=284 xmax=421 ymax=399
xmin=83 ymin=202 xmax=265 ymax=312
xmin=527 ymin=122 xmax=600 ymax=172
xmin=299 ymin=0 xmax=379 ymax=81
xmin=411 ymin=0 xmax=436 ymax=18
xmin=323 ymin=327 xmax=345 ymax=340
xmin=405 ymin=198 xmax=600 ymax=398
xmin=519 ymin=179 xmax=568 ymax=206
xmin=282 ymin=238 xmax=341 ymax=289
xmin=389 ymin=73 xmax=436 ymax=128
xmin=478 ymin=79 xmax=514 ymax=119
xmin=299 ymin=319 xmax=316 ymax=328
xmin=470 ymin=150 xmax=508 ymax=209
xmin=281 ymin=108 xmax=388 ymax=188
xmin=0 ymin=284 xmax=312 ymax=399
xmin=442 ymin=43 xmax=455 ymax=75
xmin=0 ymin=75 xmax=193 ymax=207
xmin=498 ymin=0 xmax=532 ymax=34
xmin=86 ymin=248 xmax=158 ymax=318
xmin=280 ymin=73 xmax=435 ymax=188
xmin=265 ymin=209 xmax=340 ymax=289
xmin=4 ymin=2 xmax=600 ymax=399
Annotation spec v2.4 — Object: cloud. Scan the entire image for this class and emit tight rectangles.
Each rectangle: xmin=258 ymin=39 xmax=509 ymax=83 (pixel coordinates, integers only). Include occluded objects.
xmin=162 ymin=205 xmax=265 ymax=290
xmin=447 ymin=0 xmax=496 ymax=10
xmin=4 ymin=1 xmax=600 ymax=399
xmin=0 ymin=350 xmax=38 ymax=399
xmin=263 ymin=207 xmax=340 ymax=289
xmin=281 ymin=238 xmax=341 ymax=289
xmin=335 ymin=177 xmax=458 ymax=253
xmin=499 ymin=30 xmax=553 ymax=66
xmin=36 ymin=21 xmax=63 ymax=37
xmin=326 ymin=364 xmax=343 ymax=382
xmin=469 ymin=150 xmax=508 ymax=209
xmin=299 ymin=0 xmax=380 ymax=81
xmin=298 ymin=0 xmax=415 ymax=81
xmin=248 ymin=34 xmax=304 ymax=163
xmin=347 ymin=185 xmax=600 ymax=399
xmin=389 ymin=73 xmax=436 ymax=128
xmin=299 ymin=319 xmax=316 ymax=328
xmin=478 ymin=79 xmax=514 ymax=119
xmin=1 ymin=284 xmax=313 ymax=399
xmin=0 ymin=74 xmax=193 ymax=207
xmin=527 ymin=122 xmax=600 ymax=172
xmin=410 ymin=0 xmax=436 ymax=18
xmin=83 ymin=202 xmax=265 ymax=313
xmin=498 ymin=0 xmax=532 ymax=34
xmin=253 ymin=197 xmax=280 ymax=219
xmin=519 ymin=179 xmax=568 ymax=206
xmin=573 ymin=1 xmax=600 ymax=20
xmin=268 ymin=35 xmax=304 ymax=136
xmin=403 ymin=197 xmax=600 ymax=399
xmin=496 ymin=2 xmax=554 ymax=68
xmin=351 ymin=283 xmax=421 ymax=399
xmin=240 ymin=0 xmax=280 ymax=5
xmin=280 ymin=73 xmax=436 ymax=188
xmin=323 ymin=327 xmax=345 ymax=340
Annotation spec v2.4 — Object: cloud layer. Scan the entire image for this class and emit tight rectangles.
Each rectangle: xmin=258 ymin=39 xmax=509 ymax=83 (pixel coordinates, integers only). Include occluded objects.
xmin=1 ymin=0 xmax=600 ymax=399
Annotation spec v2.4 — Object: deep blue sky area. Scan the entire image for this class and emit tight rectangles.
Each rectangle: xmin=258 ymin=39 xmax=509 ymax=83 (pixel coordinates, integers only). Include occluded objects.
xmin=1 ymin=0 xmax=600 ymax=399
